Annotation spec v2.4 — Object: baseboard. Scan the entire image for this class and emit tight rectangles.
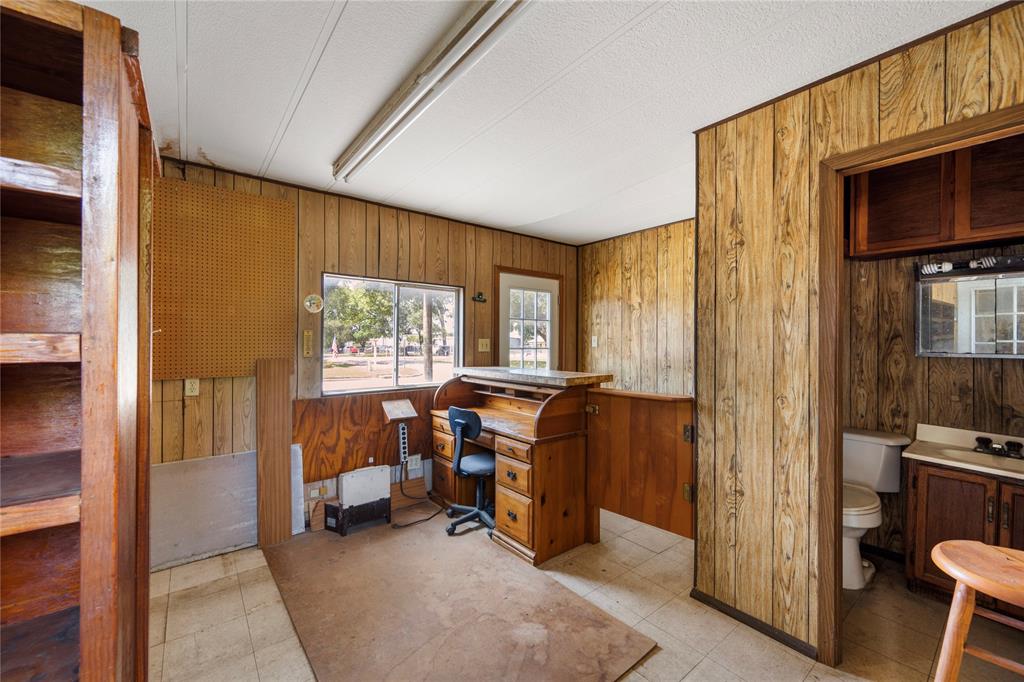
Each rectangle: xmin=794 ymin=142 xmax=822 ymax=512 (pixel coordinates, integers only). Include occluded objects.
xmin=689 ymin=589 xmax=818 ymax=661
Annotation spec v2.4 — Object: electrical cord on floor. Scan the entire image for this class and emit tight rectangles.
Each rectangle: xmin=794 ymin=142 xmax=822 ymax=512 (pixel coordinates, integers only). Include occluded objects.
xmin=391 ymin=461 xmax=449 ymax=529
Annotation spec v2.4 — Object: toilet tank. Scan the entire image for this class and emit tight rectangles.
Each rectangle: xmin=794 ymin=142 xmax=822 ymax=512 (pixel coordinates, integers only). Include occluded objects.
xmin=842 ymin=429 xmax=910 ymax=493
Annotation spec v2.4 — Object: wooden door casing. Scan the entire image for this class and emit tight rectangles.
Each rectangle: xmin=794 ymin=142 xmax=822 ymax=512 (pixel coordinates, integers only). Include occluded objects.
xmin=913 ymin=464 xmax=998 ymax=591
xmin=586 ymin=389 xmax=694 ymax=538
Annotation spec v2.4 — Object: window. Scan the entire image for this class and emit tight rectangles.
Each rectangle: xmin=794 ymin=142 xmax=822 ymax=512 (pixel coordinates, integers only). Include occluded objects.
xmin=498 ymin=272 xmax=559 ymax=370
xmin=322 ymin=275 xmax=461 ymax=393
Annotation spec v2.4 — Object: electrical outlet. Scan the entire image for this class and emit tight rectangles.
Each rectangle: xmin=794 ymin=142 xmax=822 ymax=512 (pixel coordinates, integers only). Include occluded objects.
xmin=591 ymin=336 xmax=598 ymax=348
xmin=478 ymin=338 xmax=490 ymax=352
xmin=319 ymin=485 xmax=327 ymax=496
xmin=407 ymin=454 xmax=422 ymax=471
xmin=368 ymin=456 xmax=374 ymax=464
xmin=184 ymin=378 xmax=200 ymax=397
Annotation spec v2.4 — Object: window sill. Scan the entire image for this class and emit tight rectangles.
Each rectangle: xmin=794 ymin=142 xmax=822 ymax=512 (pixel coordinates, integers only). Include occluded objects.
xmin=319 ymin=383 xmax=444 ymax=398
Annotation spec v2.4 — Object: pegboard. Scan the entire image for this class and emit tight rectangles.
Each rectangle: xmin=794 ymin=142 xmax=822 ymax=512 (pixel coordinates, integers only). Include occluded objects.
xmin=153 ymin=178 xmax=295 ymax=379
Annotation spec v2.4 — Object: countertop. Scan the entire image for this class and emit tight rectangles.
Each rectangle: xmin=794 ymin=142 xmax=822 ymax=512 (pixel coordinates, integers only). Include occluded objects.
xmin=454 ymin=366 xmax=613 ymax=388
xmin=903 ymin=440 xmax=1024 ymax=480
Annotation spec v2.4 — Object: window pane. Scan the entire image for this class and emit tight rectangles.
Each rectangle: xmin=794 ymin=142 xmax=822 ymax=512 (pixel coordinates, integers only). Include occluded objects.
xmin=524 ymin=290 xmax=536 ymax=320
xmin=996 ymin=285 xmax=1013 ymax=314
xmin=509 ymin=320 xmax=522 ymax=349
xmin=523 ymin=320 xmax=536 ymax=348
xmin=523 ymin=348 xmax=536 ymax=369
xmin=536 ymin=321 xmax=549 ymax=349
xmin=510 ymin=289 xmax=523 ymax=318
xmin=996 ymin=314 xmax=1014 ymax=341
xmin=975 ymin=342 xmax=996 ymax=354
xmin=976 ymin=316 xmax=995 ymax=343
xmin=996 ymin=341 xmax=1014 ymax=354
xmin=1018 ymin=287 xmax=1024 ymax=313
xmin=322 ymin=277 xmax=396 ymax=392
xmin=398 ymin=286 xmax=457 ymax=386
xmin=1018 ymin=315 xmax=1024 ymax=343
xmin=537 ymin=292 xmax=550 ymax=321
xmin=976 ymin=289 xmax=995 ymax=315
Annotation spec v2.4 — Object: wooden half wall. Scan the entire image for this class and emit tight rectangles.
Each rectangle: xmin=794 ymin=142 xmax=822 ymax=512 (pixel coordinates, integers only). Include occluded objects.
xmin=578 ymin=219 xmax=695 ymax=395
xmin=694 ymin=4 xmax=1024 ymax=652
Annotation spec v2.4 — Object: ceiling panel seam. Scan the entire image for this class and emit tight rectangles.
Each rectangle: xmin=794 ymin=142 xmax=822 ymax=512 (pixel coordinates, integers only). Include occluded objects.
xmin=175 ymin=0 xmax=188 ymax=159
xmin=256 ymin=0 xmax=349 ymax=177
xmin=353 ymin=0 xmax=669 ymax=203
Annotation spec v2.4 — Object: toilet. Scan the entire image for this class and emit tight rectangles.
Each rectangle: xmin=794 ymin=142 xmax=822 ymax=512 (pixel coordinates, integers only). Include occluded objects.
xmin=842 ymin=429 xmax=911 ymax=590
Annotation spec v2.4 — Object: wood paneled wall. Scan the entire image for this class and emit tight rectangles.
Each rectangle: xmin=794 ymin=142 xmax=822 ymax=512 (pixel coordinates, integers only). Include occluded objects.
xmin=157 ymin=159 xmax=577 ymax=481
xmin=694 ymin=4 xmax=1023 ymax=649
xmin=578 ymin=220 xmax=695 ymax=395
xmin=847 ymin=242 xmax=1024 ymax=553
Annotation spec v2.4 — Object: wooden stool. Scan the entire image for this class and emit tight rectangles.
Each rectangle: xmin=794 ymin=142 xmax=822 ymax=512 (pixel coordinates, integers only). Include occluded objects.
xmin=931 ymin=540 xmax=1024 ymax=681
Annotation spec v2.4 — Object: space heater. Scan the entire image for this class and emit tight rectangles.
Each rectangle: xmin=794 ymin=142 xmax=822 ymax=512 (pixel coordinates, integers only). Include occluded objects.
xmin=328 ymin=465 xmax=391 ymax=536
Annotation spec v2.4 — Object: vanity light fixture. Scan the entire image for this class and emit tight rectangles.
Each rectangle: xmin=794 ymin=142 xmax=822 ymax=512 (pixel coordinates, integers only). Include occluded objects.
xmin=332 ymin=0 xmax=531 ymax=183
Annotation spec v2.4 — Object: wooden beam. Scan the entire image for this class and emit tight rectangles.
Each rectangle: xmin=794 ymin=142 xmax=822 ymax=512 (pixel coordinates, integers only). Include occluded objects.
xmin=257 ymin=358 xmax=292 ymax=546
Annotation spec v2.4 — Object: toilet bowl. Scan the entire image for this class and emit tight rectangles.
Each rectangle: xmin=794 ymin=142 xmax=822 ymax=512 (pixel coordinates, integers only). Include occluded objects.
xmin=842 ymin=482 xmax=882 ymax=590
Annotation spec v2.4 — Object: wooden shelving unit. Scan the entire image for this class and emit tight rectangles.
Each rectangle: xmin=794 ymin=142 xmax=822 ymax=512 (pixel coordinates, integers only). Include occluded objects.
xmin=0 ymin=1 xmax=155 ymax=679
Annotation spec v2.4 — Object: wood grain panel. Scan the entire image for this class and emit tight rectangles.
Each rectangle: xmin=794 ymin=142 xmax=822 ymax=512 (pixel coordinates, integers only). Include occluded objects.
xmin=396 ymin=210 xmax=411 ymax=281
xmin=463 ymin=226 xmax=478 ymax=366
xmin=232 ymin=376 xmax=256 ymax=452
xmin=296 ymin=190 xmax=324 ymax=399
xmin=772 ymin=91 xmax=810 ymax=641
xmin=424 ymin=215 xmax=448 ymax=284
xmin=713 ymin=118 xmax=739 ymax=607
xmin=0 ymin=87 xmax=81 ymax=170
xmin=409 ymin=212 xmax=426 ymax=282
xmin=639 ymin=229 xmax=658 ymax=392
xmin=880 ymin=36 xmax=946 ymax=142
xmin=150 ymin=381 xmax=162 ymax=464
xmin=160 ymin=380 xmax=183 ymax=462
xmin=695 ymin=127 xmax=717 ymax=596
xmin=990 ymin=5 xmax=1024 ymax=110
xmin=946 ymin=19 xmax=990 ymax=123
xmin=257 ymin=358 xmax=291 ymax=546
xmin=293 ymin=388 xmax=434 ymax=482
xmin=877 ymin=257 xmax=927 ymax=438
xmin=365 ymin=204 xmax=379 ymax=278
xmin=563 ymin=246 xmax=578 ymax=372
xmin=847 ymin=260 xmax=878 ymax=429
xmin=447 ymin=221 xmax=466 ymax=287
xmin=734 ymin=107 xmax=774 ymax=624
xmin=212 ymin=377 xmax=232 ymax=455
xmin=324 ymin=195 xmax=339 ymax=273
xmin=475 ymin=227 xmax=494 ymax=366
xmin=0 ymin=524 xmax=79 ymax=625
xmin=183 ymin=378 xmax=212 ymax=459
xmin=339 ymin=197 xmax=365 ymax=276
xmin=378 ymin=207 xmax=398 ymax=280
xmin=620 ymin=232 xmax=641 ymax=391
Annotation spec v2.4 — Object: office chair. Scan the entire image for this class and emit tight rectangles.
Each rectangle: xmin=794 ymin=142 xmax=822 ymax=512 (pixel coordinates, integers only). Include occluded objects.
xmin=444 ymin=406 xmax=496 ymax=537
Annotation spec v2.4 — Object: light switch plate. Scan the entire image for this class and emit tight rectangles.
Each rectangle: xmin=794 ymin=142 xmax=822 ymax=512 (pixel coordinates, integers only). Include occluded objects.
xmin=478 ymin=338 xmax=490 ymax=352
xmin=591 ymin=336 xmax=598 ymax=348
xmin=184 ymin=378 xmax=200 ymax=397
xmin=303 ymin=330 xmax=313 ymax=358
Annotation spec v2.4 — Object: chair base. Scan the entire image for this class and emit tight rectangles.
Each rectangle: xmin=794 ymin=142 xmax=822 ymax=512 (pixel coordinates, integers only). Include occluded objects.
xmin=444 ymin=474 xmax=495 ymax=537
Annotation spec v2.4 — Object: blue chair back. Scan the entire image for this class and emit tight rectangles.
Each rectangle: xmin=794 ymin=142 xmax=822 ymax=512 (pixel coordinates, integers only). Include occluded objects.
xmin=448 ymin=407 xmax=482 ymax=474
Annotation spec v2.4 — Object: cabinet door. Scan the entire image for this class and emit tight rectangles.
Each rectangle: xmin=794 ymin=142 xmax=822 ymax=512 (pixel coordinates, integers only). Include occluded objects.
xmin=913 ymin=465 xmax=997 ymax=591
xmin=999 ymin=482 xmax=1024 ymax=550
xmin=850 ymin=154 xmax=952 ymax=257
xmin=954 ymin=134 xmax=1024 ymax=241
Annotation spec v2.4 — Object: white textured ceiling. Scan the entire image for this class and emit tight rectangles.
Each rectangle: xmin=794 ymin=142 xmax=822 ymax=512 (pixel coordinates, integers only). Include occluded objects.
xmin=87 ymin=0 xmax=998 ymax=245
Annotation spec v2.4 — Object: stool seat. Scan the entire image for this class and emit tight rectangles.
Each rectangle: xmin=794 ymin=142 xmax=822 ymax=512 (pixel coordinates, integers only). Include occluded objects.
xmin=931 ymin=541 xmax=1024 ymax=607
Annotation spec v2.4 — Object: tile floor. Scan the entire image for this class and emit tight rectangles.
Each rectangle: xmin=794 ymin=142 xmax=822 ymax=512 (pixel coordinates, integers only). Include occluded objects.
xmin=149 ymin=509 xmax=1023 ymax=681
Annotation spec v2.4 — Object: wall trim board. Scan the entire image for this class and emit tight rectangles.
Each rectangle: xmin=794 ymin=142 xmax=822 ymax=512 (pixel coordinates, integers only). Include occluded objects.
xmin=690 ymin=589 xmax=819 ymax=661
xmin=694 ymin=1 xmax=1020 ymax=134
xmin=159 ymin=157 xmax=579 ymax=250
xmin=816 ymin=101 xmax=1024 ymax=663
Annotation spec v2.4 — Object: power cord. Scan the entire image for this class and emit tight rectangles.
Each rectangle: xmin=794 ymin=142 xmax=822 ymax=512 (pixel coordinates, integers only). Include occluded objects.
xmin=390 ymin=460 xmax=449 ymax=529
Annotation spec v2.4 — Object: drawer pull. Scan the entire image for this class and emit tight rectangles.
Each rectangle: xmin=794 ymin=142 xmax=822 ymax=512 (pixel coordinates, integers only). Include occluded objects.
xmin=437 ymin=442 xmax=446 ymax=451
xmin=1004 ymin=501 xmax=1011 ymax=529
xmin=507 ymin=509 xmax=517 ymax=521
xmin=504 ymin=444 xmax=515 ymax=452
xmin=987 ymin=496 xmax=994 ymax=524
xmin=506 ymin=470 xmax=518 ymax=481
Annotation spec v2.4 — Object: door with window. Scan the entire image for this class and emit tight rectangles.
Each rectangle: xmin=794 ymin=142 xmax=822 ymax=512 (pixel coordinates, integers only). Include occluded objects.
xmin=498 ymin=273 xmax=559 ymax=370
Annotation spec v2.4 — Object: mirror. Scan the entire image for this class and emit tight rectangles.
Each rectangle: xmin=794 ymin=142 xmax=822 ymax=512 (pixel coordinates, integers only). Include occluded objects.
xmin=918 ymin=272 xmax=1024 ymax=358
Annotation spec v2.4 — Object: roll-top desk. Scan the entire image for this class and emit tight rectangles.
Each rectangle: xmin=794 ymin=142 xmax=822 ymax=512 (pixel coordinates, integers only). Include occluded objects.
xmin=432 ymin=367 xmax=611 ymax=565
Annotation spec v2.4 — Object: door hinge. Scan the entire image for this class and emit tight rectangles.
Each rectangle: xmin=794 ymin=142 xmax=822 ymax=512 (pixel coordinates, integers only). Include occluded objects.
xmin=683 ymin=424 xmax=695 ymax=443
xmin=682 ymin=483 xmax=694 ymax=503
xmin=585 ymin=403 xmax=599 ymax=415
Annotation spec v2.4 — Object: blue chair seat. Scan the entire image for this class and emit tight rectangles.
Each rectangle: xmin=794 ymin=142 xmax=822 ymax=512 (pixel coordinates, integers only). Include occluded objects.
xmin=457 ymin=453 xmax=495 ymax=477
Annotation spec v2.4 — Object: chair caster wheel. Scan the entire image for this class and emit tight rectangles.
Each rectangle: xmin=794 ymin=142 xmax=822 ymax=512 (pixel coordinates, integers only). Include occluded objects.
xmin=445 ymin=508 xmax=455 ymax=518
xmin=487 ymin=529 xmax=493 ymax=539
xmin=446 ymin=524 xmax=456 ymax=536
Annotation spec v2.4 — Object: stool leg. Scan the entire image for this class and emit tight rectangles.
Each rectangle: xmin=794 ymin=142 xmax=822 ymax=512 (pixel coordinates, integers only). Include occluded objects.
xmin=935 ymin=581 xmax=976 ymax=682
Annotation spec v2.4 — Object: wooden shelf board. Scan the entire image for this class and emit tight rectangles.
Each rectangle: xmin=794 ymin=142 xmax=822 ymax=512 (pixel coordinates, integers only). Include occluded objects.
xmin=1 ymin=450 xmax=81 ymax=535
xmin=0 ymin=156 xmax=81 ymax=200
xmin=0 ymin=606 xmax=80 ymax=681
xmin=0 ymin=333 xmax=80 ymax=363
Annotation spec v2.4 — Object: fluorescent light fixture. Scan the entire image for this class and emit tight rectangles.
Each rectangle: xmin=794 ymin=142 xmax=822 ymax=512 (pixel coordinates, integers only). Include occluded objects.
xmin=332 ymin=0 xmax=531 ymax=183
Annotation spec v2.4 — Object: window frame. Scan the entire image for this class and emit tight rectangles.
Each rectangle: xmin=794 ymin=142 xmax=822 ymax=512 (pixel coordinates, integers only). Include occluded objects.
xmin=320 ymin=272 xmax=464 ymax=396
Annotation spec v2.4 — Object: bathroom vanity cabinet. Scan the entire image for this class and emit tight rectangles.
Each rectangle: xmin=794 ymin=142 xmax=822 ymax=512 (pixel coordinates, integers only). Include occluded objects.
xmin=905 ymin=459 xmax=1024 ymax=616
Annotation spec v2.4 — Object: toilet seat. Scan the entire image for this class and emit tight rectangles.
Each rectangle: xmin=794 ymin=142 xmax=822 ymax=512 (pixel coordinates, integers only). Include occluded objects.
xmin=842 ymin=483 xmax=881 ymax=529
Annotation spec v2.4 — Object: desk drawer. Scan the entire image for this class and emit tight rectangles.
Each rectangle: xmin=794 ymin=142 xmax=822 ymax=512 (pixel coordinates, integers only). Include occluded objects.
xmin=432 ymin=431 xmax=454 ymax=458
xmin=494 ymin=435 xmax=532 ymax=463
xmin=433 ymin=453 xmax=454 ymax=502
xmin=432 ymin=416 xmax=452 ymax=435
xmin=496 ymin=455 xmax=532 ymax=497
xmin=496 ymin=487 xmax=533 ymax=547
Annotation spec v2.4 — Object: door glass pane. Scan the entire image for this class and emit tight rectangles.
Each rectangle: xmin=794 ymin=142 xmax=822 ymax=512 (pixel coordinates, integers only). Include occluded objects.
xmin=537 ymin=349 xmax=549 ymax=369
xmin=537 ymin=292 xmax=550 ymax=320
xmin=510 ymin=289 xmax=523 ymax=318
xmin=398 ymin=286 xmax=457 ymax=386
xmin=509 ymin=349 xmax=523 ymax=368
xmin=509 ymin=320 xmax=522 ymax=349
xmin=322 ymin=278 xmax=395 ymax=392
xmin=536 ymin=321 xmax=549 ymax=349
xmin=523 ymin=320 xmax=536 ymax=348
xmin=523 ymin=290 xmax=536 ymax=319
xmin=523 ymin=348 xmax=536 ymax=369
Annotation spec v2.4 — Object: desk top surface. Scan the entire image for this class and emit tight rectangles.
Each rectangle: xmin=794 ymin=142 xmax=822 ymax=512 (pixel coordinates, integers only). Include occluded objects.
xmin=455 ymin=366 xmax=612 ymax=388
xmin=431 ymin=405 xmax=537 ymax=441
